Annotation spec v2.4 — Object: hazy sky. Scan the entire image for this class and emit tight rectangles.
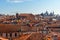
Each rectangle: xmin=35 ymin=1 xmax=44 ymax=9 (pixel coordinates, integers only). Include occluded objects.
xmin=0 ymin=0 xmax=60 ymax=15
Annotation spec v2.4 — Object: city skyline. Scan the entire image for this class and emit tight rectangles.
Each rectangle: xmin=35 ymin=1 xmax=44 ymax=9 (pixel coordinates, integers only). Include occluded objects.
xmin=0 ymin=0 xmax=60 ymax=15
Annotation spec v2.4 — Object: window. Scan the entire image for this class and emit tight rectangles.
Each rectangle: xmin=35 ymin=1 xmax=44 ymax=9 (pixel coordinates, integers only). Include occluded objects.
xmin=6 ymin=33 xmax=8 ymax=37
xmin=0 ymin=33 xmax=2 ymax=36
xmin=10 ymin=33 xmax=12 ymax=37
xmin=15 ymin=33 xmax=17 ymax=37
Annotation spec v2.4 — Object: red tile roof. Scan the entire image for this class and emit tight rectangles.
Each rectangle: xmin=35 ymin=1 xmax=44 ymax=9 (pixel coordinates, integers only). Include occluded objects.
xmin=0 ymin=24 xmax=21 ymax=33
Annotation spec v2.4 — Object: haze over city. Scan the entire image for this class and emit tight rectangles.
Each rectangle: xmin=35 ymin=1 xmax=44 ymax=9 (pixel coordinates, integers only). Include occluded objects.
xmin=0 ymin=0 xmax=60 ymax=15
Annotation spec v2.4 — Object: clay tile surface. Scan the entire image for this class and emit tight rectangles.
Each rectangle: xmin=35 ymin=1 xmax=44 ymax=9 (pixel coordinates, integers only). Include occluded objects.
xmin=0 ymin=24 xmax=21 ymax=33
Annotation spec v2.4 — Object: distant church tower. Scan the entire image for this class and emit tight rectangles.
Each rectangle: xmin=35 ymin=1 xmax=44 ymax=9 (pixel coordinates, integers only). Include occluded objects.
xmin=16 ymin=13 xmax=19 ymax=19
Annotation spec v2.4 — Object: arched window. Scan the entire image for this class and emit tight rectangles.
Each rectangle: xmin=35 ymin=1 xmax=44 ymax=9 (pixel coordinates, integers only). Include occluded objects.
xmin=15 ymin=33 xmax=17 ymax=37
xmin=10 ymin=33 xmax=12 ymax=37
xmin=6 ymin=33 xmax=8 ymax=37
xmin=0 ymin=33 xmax=2 ymax=37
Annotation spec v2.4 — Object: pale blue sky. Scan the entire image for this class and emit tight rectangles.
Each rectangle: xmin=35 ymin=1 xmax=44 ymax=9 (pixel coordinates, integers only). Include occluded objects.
xmin=0 ymin=0 xmax=60 ymax=15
